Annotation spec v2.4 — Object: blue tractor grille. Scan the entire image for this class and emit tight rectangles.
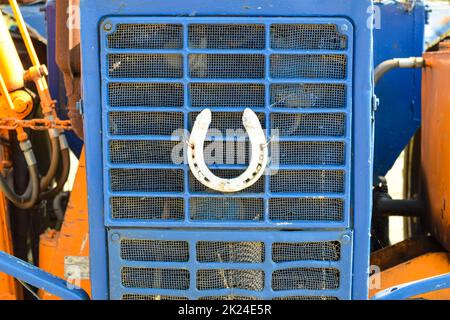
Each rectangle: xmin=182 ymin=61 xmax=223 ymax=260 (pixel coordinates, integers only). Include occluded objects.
xmin=100 ymin=17 xmax=354 ymax=299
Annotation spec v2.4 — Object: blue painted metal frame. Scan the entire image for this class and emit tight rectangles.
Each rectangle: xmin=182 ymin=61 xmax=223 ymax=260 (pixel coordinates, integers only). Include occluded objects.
xmin=80 ymin=0 xmax=374 ymax=300
xmin=0 ymin=251 xmax=90 ymax=300
xmin=373 ymin=1 xmax=425 ymax=178
xmin=371 ymin=272 xmax=450 ymax=300
xmin=108 ymin=229 xmax=353 ymax=300
xmin=100 ymin=16 xmax=354 ymax=230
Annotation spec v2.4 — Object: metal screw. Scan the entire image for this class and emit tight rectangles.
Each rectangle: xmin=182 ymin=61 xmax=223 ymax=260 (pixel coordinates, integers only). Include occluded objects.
xmin=111 ymin=233 xmax=120 ymax=241
xmin=341 ymin=234 xmax=351 ymax=244
xmin=340 ymin=24 xmax=349 ymax=33
xmin=103 ymin=22 xmax=113 ymax=32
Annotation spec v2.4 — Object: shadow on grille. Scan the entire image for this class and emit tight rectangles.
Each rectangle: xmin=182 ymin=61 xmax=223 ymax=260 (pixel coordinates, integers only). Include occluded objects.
xmin=269 ymin=198 xmax=344 ymax=221
xmin=279 ymin=141 xmax=345 ymax=165
xmin=190 ymin=54 xmax=265 ymax=79
xmin=108 ymin=54 xmax=183 ymax=78
xmin=109 ymin=112 xmax=183 ymax=136
xmin=272 ymin=268 xmax=340 ymax=291
xmin=270 ymin=55 xmax=347 ymax=79
xmin=122 ymin=294 xmax=188 ymax=300
xmin=109 ymin=140 xmax=179 ymax=164
xmin=121 ymin=239 xmax=189 ymax=262
xmin=270 ymin=170 xmax=345 ymax=193
xmin=190 ymin=170 xmax=265 ymax=194
xmin=272 ymin=296 xmax=338 ymax=300
xmin=108 ymin=83 xmax=184 ymax=107
xmin=270 ymin=84 xmax=346 ymax=109
xmin=271 ymin=24 xmax=347 ymax=50
xmin=272 ymin=241 xmax=341 ymax=262
xmin=197 ymin=269 xmax=264 ymax=291
xmin=107 ymin=24 xmax=183 ymax=49
xmin=197 ymin=241 xmax=264 ymax=263
xmin=110 ymin=197 xmax=184 ymax=220
xmin=190 ymin=83 xmax=265 ymax=108
xmin=271 ymin=113 xmax=346 ymax=137
xmin=190 ymin=198 xmax=264 ymax=221
xmin=110 ymin=169 xmax=184 ymax=192
xmin=189 ymin=24 xmax=265 ymax=49
xmin=121 ymin=267 xmax=190 ymax=290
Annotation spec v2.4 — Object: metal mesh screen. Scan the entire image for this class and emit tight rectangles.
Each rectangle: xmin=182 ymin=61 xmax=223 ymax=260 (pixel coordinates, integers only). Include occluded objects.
xmin=103 ymin=18 xmax=354 ymax=300
xmin=272 ymin=296 xmax=338 ymax=300
xmin=121 ymin=267 xmax=190 ymax=290
xmin=110 ymin=169 xmax=184 ymax=192
xmin=121 ymin=239 xmax=189 ymax=262
xmin=197 ymin=241 xmax=265 ymax=263
xmin=122 ymin=294 xmax=188 ymax=300
xmin=189 ymin=112 xmax=266 ymax=135
xmin=190 ymin=198 xmax=264 ymax=221
xmin=109 ymin=112 xmax=183 ymax=136
xmin=190 ymin=170 xmax=265 ymax=194
xmin=109 ymin=140 xmax=179 ymax=164
xmin=110 ymin=197 xmax=184 ymax=220
xmin=108 ymin=54 xmax=183 ymax=78
xmin=269 ymin=198 xmax=344 ymax=221
xmin=271 ymin=24 xmax=347 ymax=50
xmin=190 ymin=83 xmax=265 ymax=108
xmin=189 ymin=54 xmax=265 ymax=78
xmin=107 ymin=24 xmax=183 ymax=49
xmin=279 ymin=141 xmax=345 ymax=165
xmin=189 ymin=24 xmax=265 ymax=49
xmin=270 ymin=170 xmax=345 ymax=193
xmin=272 ymin=241 xmax=341 ymax=262
xmin=197 ymin=269 xmax=265 ymax=291
xmin=272 ymin=268 xmax=340 ymax=291
xmin=270 ymin=54 xmax=347 ymax=79
xmin=270 ymin=84 xmax=346 ymax=109
xmin=108 ymin=83 xmax=184 ymax=107
xmin=272 ymin=113 xmax=346 ymax=137
xmin=199 ymin=296 xmax=260 ymax=300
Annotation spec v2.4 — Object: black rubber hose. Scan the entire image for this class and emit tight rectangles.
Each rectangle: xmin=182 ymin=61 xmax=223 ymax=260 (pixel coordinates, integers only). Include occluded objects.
xmin=0 ymin=141 xmax=40 ymax=209
xmin=39 ymin=135 xmax=60 ymax=191
xmin=39 ymin=140 xmax=70 ymax=201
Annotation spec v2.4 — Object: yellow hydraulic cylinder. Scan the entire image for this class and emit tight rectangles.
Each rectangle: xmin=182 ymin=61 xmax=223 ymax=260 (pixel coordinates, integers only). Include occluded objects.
xmin=0 ymin=11 xmax=25 ymax=93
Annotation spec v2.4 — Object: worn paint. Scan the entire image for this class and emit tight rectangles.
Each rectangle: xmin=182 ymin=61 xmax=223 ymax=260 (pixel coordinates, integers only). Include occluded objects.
xmin=38 ymin=149 xmax=91 ymax=299
xmin=421 ymin=42 xmax=450 ymax=251
xmin=369 ymin=252 xmax=450 ymax=299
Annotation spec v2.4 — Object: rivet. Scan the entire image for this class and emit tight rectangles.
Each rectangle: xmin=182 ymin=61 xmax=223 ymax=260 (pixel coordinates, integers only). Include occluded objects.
xmin=340 ymin=24 xmax=349 ymax=33
xmin=111 ymin=233 xmax=120 ymax=241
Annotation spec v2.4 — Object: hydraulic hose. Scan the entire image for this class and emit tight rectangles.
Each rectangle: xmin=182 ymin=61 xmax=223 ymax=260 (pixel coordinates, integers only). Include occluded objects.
xmin=0 ymin=140 xmax=39 ymax=209
xmin=39 ymin=131 xmax=60 ymax=191
xmin=39 ymin=134 xmax=70 ymax=201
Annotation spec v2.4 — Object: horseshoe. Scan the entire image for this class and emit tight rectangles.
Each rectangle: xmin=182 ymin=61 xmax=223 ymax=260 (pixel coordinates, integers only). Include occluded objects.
xmin=187 ymin=108 xmax=269 ymax=193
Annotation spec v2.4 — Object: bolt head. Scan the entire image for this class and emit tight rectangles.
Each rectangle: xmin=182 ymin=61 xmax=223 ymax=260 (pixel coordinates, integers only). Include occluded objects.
xmin=103 ymin=22 xmax=113 ymax=32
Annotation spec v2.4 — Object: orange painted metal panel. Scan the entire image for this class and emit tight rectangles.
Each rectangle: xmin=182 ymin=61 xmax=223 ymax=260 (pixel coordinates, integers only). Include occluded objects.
xmin=369 ymin=252 xmax=450 ymax=299
xmin=421 ymin=42 xmax=450 ymax=251
xmin=39 ymin=148 xmax=91 ymax=299
xmin=0 ymin=130 xmax=20 ymax=300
